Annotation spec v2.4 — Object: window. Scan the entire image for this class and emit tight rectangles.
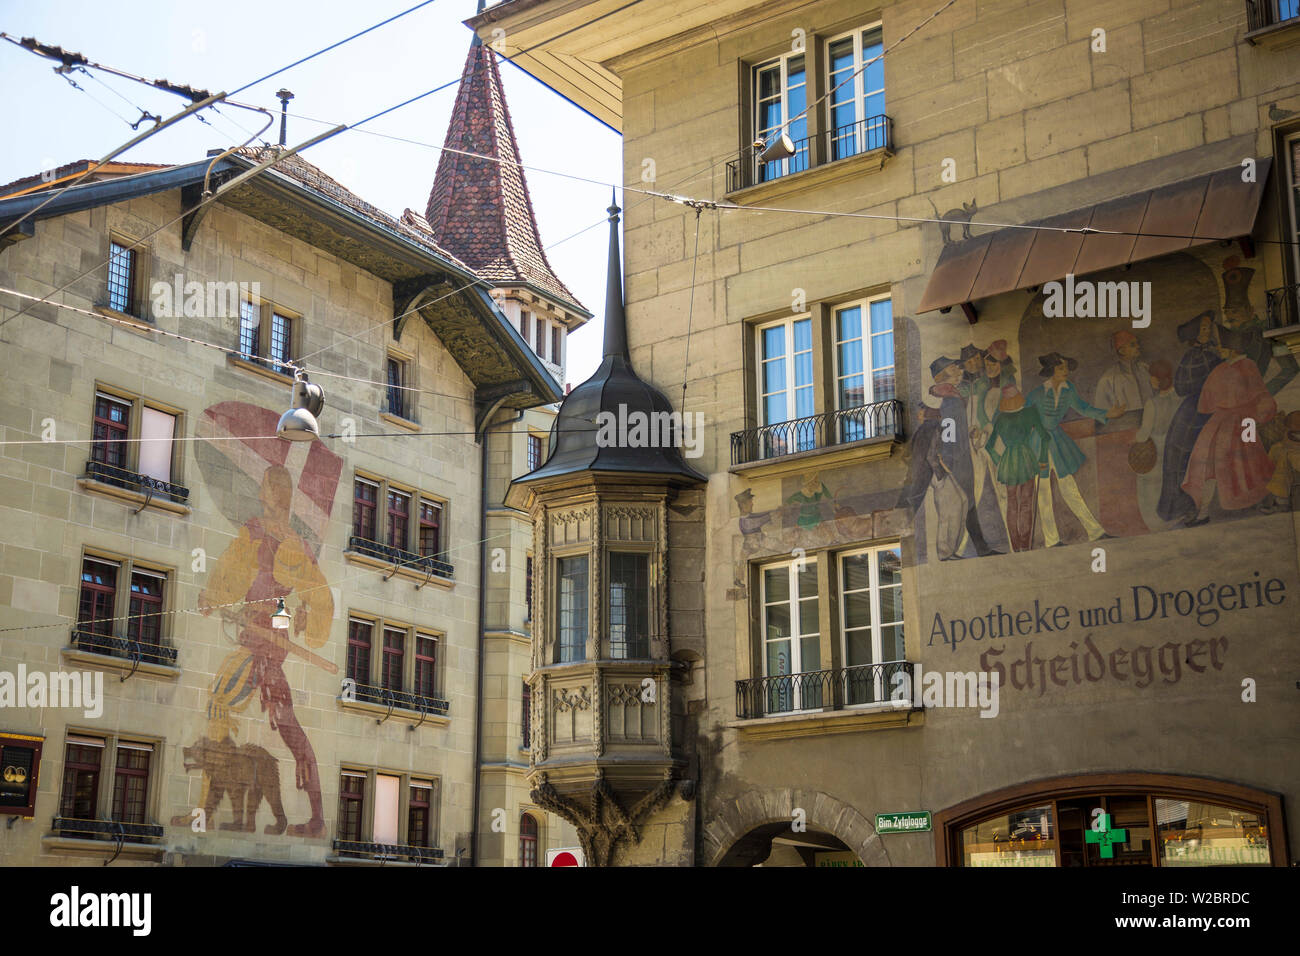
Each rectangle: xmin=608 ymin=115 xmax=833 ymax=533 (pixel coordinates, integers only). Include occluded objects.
xmin=521 ymin=680 xmax=532 ymax=748
xmin=232 ymin=300 xmax=297 ymax=375
xmin=414 ymin=634 xmax=438 ymax=698
xmin=386 ymin=355 xmax=412 ymax=419
xmin=760 ymin=559 xmax=821 ymax=713
xmin=840 ymin=545 xmax=904 ymax=704
xmin=348 ymin=474 xmax=449 ymax=576
xmin=59 ymin=737 xmax=103 ymax=820
xmin=535 ymin=315 xmax=547 ymax=358
xmin=556 ymin=555 xmax=589 ymax=663
xmin=127 ymin=570 xmax=165 ymax=649
xmin=334 ymin=769 xmax=442 ymax=859
xmin=834 ymin=297 xmax=895 ymax=441
xmin=519 ymin=813 xmax=539 ymax=867
xmin=418 ymin=501 xmax=442 ymax=558
xmin=91 ymin=394 xmax=130 ymax=469
xmin=525 ymin=554 xmax=534 ymax=622
xmin=382 ymin=627 xmax=405 ymax=691
xmin=75 ymin=554 xmax=174 ymax=664
xmin=527 ymin=434 xmax=544 ymax=472
xmin=408 ymin=782 xmax=433 ymax=848
xmin=826 ymin=26 xmax=886 ymax=162
xmin=608 ymin=552 xmax=649 ymax=659
xmin=353 ymin=479 xmax=378 ymax=541
xmin=387 ymin=490 xmax=411 ymax=550
xmin=109 ymin=743 xmax=151 ymax=824
xmin=85 ymin=387 xmax=185 ymax=501
xmin=551 ymin=325 xmax=562 ymax=366
xmin=337 ymin=772 xmax=365 ymax=842
xmin=78 ymin=557 xmax=118 ymax=638
xmin=106 ymin=240 xmax=138 ymax=315
xmin=752 ymin=51 xmax=809 ymax=183
xmin=758 ymin=317 xmax=816 ymax=455
xmin=344 ymin=615 xmax=446 ymax=713
xmin=238 ymin=297 xmax=260 ymax=360
xmin=520 ymin=310 xmax=532 ymax=345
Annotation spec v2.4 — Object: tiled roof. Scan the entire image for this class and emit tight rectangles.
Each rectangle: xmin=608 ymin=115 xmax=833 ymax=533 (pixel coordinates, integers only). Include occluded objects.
xmin=0 ymin=160 xmax=170 ymax=199
xmin=425 ymin=39 xmax=588 ymax=317
xmin=231 ymin=146 xmax=471 ymax=270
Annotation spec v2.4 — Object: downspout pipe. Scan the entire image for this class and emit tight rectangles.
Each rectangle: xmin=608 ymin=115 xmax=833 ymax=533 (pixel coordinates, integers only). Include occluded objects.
xmin=469 ymin=407 xmax=524 ymax=866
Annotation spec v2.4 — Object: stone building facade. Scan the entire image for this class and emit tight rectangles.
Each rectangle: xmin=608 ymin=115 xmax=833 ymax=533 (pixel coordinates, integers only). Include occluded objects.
xmin=473 ymin=0 xmax=1300 ymax=866
xmin=0 ymin=27 xmax=584 ymax=866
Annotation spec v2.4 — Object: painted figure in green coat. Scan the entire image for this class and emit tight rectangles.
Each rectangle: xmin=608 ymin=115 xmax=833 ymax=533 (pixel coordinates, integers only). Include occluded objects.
xmin=987 ymin=385 xmax=1050 ymax=551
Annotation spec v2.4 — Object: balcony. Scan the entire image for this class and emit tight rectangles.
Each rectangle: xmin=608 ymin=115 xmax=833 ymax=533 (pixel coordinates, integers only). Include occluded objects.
xmin=51 ymin=816 xmax=164 ymax=842
xmin=343 ymin=680 xmax=449 ymax=720
xmin=70 ymin=627 xmax=178 ymax=667
xmin=84 ymin=459 xmax=189 ymax=504
xmin=730 ymin=399 xmax=902 ymax=470
xmin=330 ymin=839 xmax=444 ymax=865
xmin=736 ymin=660 xmax=915 ymax=720
xmin=346 ymin=535 xmax=453 ymax=581
xmin=726 ymin=115 xmax=893 ymax=195
xmin=1246 ymin=1 xmax=1300 ymax=46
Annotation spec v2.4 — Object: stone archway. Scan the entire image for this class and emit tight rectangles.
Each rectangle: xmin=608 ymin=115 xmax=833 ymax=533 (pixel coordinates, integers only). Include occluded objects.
xmin=703 ymin=788 xmax=891 ymax=867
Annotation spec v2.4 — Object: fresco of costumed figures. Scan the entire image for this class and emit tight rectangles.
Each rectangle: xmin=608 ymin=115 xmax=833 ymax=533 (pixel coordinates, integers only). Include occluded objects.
xmin=727 ymin=251 xmax=1300 ymax=579
xmin=899 ymin=252 xmax=1300 ymax=562
xmin=169 ymin=401 xmax=342 ymax=837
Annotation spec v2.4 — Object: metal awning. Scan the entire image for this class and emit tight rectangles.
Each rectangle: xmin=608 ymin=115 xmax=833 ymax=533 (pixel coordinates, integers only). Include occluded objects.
xmin=917 ymin=158 xmax=1272 ymax=318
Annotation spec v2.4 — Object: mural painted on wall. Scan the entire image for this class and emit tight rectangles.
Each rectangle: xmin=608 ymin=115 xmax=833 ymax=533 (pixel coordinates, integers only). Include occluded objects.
xmin=169 ymin=402 xmax=342 ymax=837
xmin=727 ymin=250 xmax=1300 ymax=581
xmin=898 ymin=252 xmax=1300 ymax=564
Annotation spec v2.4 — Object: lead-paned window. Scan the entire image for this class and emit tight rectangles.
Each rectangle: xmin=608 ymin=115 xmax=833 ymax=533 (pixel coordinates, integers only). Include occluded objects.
xmin=608 ymin=552 xmax=649 ymax=659
xmin=107 ymin=241 xmax=137 ymax=315
xmin=556 ymin=555 xmax=589 ymax=663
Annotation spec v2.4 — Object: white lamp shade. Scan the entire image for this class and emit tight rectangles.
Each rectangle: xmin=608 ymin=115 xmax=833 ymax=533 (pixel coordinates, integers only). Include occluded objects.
xmin=277 ymin=406 xmax=320 ymax=441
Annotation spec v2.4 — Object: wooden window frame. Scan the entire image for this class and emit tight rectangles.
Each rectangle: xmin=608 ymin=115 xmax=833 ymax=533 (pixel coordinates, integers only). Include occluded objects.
xmin=76 ymin=550 xmax=172 ymax=650
xmin=519 ymin=812 xmax=539 ymax=867
xmin=88 ymin=383 xmax=185 ymax=488
xmin=230 ymin=297 xmax=300 ymax=381
xmin=346 ymin=614 xmax=442 ymax=700
xmin=104 ymin=232 xmax=149 ymax=319
xmin=351 ymin=473 xmax=447 ymax=558
xmin=56 ymin=731 xmax=161 ymax=829
xmin=337 ymin=768 xmax=440 ymax=848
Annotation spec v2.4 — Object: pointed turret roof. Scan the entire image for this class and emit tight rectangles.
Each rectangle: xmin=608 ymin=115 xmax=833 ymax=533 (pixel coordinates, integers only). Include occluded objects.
xmin=426 ymin=28 xmax=589 ymax=318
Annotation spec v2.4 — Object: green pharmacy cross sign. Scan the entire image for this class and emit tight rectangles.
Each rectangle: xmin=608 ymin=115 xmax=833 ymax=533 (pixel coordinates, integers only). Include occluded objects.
xmin=1085 ymin=812 xmax=1129 ymax=859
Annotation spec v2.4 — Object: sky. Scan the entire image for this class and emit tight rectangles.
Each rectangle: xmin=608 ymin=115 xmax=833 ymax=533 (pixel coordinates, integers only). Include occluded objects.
xmin=0 ymin=0 xmax=621 ymax=387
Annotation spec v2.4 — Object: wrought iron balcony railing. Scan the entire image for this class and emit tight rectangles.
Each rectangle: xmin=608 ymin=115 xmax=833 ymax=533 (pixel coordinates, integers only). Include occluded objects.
xmin=730 ymin=399 xmax=903 ymax=466
xmin=736 ymin=660 xmax=915 ymax=719
xmin=347 ymin=535 xmax=453 ymax=580
xmin=1246 ymin=0 xmax=1300 ymax=32
xmin=345 ymin=680 xmax=449 ymax=717
xmin=71 ymin=627 xmax=178 ymax=666
xmin=52 ymin=816 xmax=164 ymax=842
xmin=332 ymin=838 xmax=444 ymax=864
xmin=85 ymin=459 xmax=189 ymax=503
xmin=726 ymin=114 xmax=893 ymax=193
xmin=1265 ymin=283 xmax=1300 ymax=330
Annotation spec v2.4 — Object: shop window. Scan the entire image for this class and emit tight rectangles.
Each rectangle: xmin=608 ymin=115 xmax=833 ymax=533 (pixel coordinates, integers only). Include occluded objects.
xmin=0 ymin=733 xmax=42 ymax=818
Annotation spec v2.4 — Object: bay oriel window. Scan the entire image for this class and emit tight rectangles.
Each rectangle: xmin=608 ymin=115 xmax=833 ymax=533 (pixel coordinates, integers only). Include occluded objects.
xmin=344 ymin=616 xmax=446 ymax=716
xmin=608 ymin=552 xmax=650 ymax=659
xmin=556 ymin=555 xmax=589 ymax=663
xmin=742 ymin=544 xmax=908 ymax=718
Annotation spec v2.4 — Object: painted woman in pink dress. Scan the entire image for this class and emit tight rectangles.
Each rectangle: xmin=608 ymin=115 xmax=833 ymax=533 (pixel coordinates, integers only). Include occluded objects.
xmin=1181 ymin=325 xmax=1278 ymax=523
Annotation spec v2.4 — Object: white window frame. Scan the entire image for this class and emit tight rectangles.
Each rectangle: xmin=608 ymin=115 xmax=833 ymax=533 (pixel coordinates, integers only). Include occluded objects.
xmin=759 ymin=558 xmax=821 ymax=714
xmin=751 ymin=49 xmax=809 ymax=181
xmin=824 ymin=23 xmax=886 ymax=162
xmin=838 ymin=543 xmax=904 ymax=706
xmin=832 ymin=295 xmax=894 ymax=441
xmin=756 ymin=314 xmax=816 ymax=456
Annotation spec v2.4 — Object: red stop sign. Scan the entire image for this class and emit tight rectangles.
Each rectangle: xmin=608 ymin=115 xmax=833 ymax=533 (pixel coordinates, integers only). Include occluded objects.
xmin=550 ymin=851 xmax=579 ymax=867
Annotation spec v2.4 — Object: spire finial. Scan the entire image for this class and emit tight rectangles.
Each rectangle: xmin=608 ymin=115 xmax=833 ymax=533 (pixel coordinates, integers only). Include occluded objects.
xmin=603 ymin=195 xmax=628 ymax=361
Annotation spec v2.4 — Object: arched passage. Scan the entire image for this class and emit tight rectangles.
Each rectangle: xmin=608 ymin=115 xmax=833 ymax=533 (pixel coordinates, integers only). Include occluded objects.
xmin=703 ymin=789 xmax=891 ymax=867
